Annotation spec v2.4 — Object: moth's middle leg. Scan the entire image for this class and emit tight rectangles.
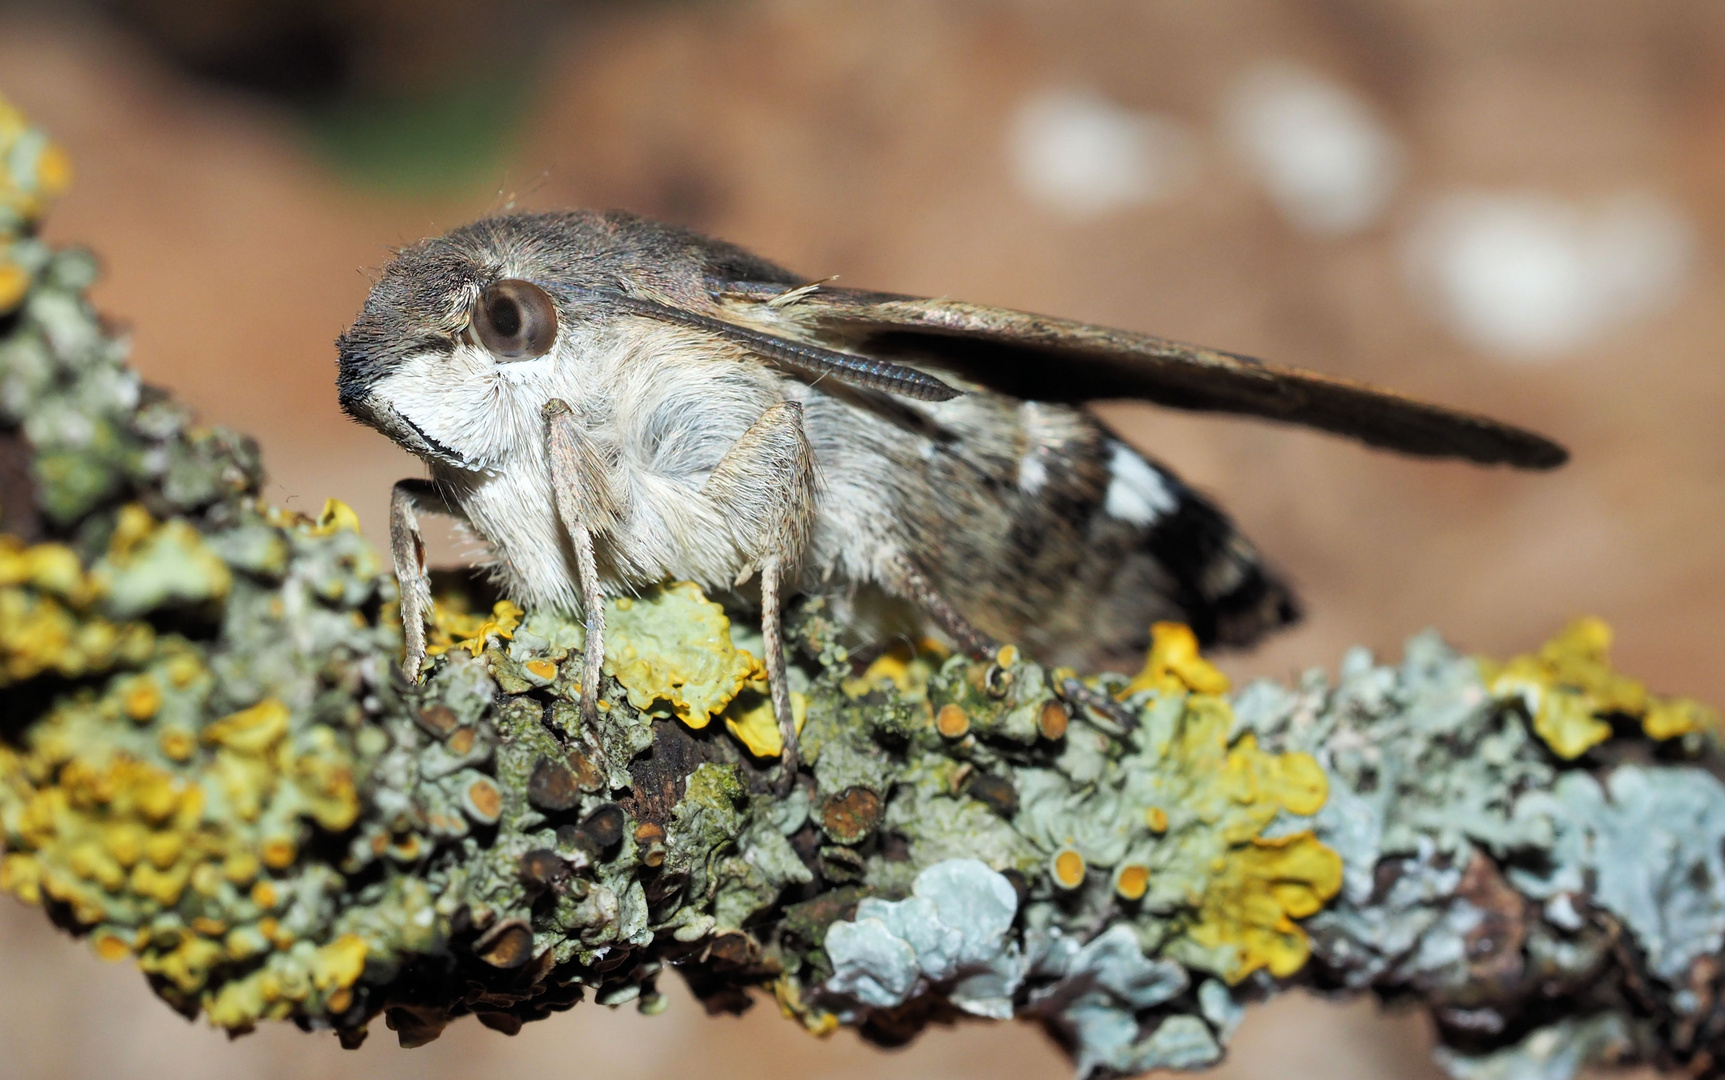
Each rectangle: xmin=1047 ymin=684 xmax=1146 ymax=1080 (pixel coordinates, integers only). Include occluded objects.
xmin=703 ymin=400 xmax=817 ymax=789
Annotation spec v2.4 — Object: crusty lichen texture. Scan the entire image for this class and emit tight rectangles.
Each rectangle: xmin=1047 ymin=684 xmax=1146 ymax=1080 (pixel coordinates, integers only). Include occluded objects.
xmin=5 ymin=97 xmax=1725 ymax=1080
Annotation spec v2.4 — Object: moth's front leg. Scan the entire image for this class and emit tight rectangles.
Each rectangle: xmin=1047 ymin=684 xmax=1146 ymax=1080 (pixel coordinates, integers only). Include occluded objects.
xmin=703 ymin=401 xmax=817 ymax=789
xmin=543 ymin=399 xmax=622 ymax=730
xmin=391 ymin=478 xmax=453 ymax=684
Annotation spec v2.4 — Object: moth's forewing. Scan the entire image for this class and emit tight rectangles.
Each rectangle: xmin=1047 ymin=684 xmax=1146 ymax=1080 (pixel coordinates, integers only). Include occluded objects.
xmin=709 ymin=280 xmax=1568 ymax=470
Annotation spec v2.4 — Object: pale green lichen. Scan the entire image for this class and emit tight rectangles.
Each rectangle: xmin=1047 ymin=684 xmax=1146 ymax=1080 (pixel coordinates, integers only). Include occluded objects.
xmin=0 ymin=99 xmax=69 ymax=235
xmin=603 ymin=583 xmax=761 ymax=727
xmin=776 ymin=602 xmax=1347 ymax=1070
xmin=0 ymin=98 xmax=69 ymax=312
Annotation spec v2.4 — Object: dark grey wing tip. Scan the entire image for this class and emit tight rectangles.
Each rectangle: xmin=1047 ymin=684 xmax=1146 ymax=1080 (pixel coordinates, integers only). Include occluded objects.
xmin=1372 ymin=420 xmax=1569 ymax=471
xmin=1426 ymin=414 xmax=1568 ymax=470
xmin=1518 ymin=435 xmax=1570 ymax=471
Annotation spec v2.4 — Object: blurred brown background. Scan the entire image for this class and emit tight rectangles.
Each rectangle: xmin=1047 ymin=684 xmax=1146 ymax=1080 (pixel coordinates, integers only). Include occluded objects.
xmin=1 ymin=1 xmax=1720 ymax=1077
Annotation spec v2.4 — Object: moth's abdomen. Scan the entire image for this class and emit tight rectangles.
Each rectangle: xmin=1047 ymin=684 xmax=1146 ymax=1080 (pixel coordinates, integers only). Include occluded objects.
xmin=1027 ymin=436 xmax=1297 ymax=666
xmin=908 ymin=400 xmax=1299 ymax=668
xmin=1127 ymin=455 xmax=1301 ymax=649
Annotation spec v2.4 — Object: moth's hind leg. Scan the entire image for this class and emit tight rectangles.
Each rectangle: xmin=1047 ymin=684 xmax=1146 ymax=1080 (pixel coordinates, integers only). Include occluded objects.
xmin=883 ymin=554 xmax=1140 ymax=727
xmin=884 ymin=553 xmax=998 ymax=660
xmin=703 ymin=401 xmax=817 ymax=791
xmin=391 ymin=479 xmax=455 ymax=684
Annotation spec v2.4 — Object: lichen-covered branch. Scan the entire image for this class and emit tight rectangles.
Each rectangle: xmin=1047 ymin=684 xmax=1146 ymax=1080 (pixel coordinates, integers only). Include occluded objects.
xmin=4 ymin=99 xmax=1725 ymax=1080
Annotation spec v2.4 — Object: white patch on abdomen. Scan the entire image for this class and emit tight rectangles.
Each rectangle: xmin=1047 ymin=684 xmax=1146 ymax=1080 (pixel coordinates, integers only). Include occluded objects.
xmin=1017 ymin=454 xmax=1048 ymax=495
xmin=1015 ymin=401 xmax=1063 ymax=495
xmin=1104 ymin=441 xmax=1176 ymax=525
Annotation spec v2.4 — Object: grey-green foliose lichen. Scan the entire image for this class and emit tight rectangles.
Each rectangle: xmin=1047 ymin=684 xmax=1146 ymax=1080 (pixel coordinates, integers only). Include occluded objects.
xmin=5 ymin=96 xmax=1725 ymax=1080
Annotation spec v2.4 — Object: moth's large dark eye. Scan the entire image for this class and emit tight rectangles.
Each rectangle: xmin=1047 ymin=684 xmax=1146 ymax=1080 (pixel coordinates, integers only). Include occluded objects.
xmin=473 ymin=279 xmax=557 ymax=359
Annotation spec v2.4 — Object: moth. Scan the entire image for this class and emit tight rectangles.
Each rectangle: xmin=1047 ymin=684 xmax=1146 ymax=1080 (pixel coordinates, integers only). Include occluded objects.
xmin=336 ymin=210 xmax=1564 ymax=778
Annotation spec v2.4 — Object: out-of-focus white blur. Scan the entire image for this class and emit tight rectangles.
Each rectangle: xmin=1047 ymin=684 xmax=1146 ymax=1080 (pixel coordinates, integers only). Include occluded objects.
xmin=1402 ymin=191 xmax=1695 ymax=360
xmin=1222 ymin=61 xmax=1404 ymax=236
xmin=1008 ymin=87 xmax=1199 ymax=219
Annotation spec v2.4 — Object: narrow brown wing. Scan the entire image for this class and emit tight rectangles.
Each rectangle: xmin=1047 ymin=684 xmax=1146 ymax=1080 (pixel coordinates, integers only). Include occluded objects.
xmin=711 ymin=281 xmax=1568 ymax=469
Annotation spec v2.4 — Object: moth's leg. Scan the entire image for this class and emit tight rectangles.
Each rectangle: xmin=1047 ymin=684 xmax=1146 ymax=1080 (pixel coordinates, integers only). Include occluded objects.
xmin=884 ymin=553 xmax=997 ymax=660
xmin=391 ymin=478 xmax=452 ymax=684
xmin=568 ymin=523 xmax=605 ymax=731
xmin=758 ymin=555 xmax=795 ymax=786
xmin=1059 ymin=675 xmax=1140 ymax=733
xmin=884 ymin=556 xmax=1136 ymax=727
xmin=703 ymin=401 xmax=816 ymax=788
xmin=543 ymin=399 xmax=620 ymax=731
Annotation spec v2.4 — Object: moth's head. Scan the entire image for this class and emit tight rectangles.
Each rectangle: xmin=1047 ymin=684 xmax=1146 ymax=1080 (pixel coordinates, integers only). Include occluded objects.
xmin=336 ymin=213 xmax=618 ymax=471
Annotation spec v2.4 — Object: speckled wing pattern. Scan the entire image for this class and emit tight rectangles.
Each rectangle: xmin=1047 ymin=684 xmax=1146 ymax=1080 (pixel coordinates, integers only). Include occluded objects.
xmin=710 ymin=280 xmax=1568 ymax=469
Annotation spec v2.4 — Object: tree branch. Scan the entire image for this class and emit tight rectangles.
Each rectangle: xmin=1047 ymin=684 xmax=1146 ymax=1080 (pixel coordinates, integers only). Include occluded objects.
xmin=1 ymin=97 xmax=1721 ymax=1080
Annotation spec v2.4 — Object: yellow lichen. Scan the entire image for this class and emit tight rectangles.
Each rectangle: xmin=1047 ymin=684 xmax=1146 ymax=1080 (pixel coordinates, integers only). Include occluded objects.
xmin=603 ymin=582 xmax=762 ymax=729
xmin=158 ymin=727 xmax=195 ymax=762
xmin=773 ymin=974 xmax=841 ymax=1036
xmin=0 ymin=653 xmax=369 ymax=1028
xmin=427 ymin=598 xmax=524 ymax=658
xmin=1645 ymin=697 xmax=1717 ymax=741
xmin=723 ymin=690 xmax=808 ymax=758
xmin=3 ymin=750 xmax=219 ymax=921
xmin=106 ymin=504 xmax=156 ymax=559
xmin=1227 ymin=734 xmax=1329 ymax=819
xmin=1148 ymin=695 xmax=1329 ymax=843
xmin=91 ymin=928 xmax=133 ymax=962
xmin=0 ymin=536 xmax=155 ymax=685
xmin=205 ymin=934 xmax=362 ymax=1030
xmin=1484 ymin=616 xmax=1720 ymax=758
xmin=1052 ymin=847 xmax=1087 ymax=889
xmin=202 ymin=700 xmax=291 ymax=754
xmin=1121 ymin=622 xmax=1231 ymax=698
xmin=121 ymin=676 xmax=162 ymax=721
xmin=0 ymin=102 xmax=398 ymax=1033
xmin=0 ymin=262 xmax=26 ymax=311
xmin=1188 ymin=832 xmax=1344 ymax=981
xmin=309 ymin=933 xmax=368 ymax=991
xmin=1114 ymin=863 xmax=1151 ymax=902
xmin=840 ymin=642 xmax=937 ymax=702
xmin=1114 ymin=635 xmax=1339 ymax=983
xmin=0 ymin=538 xmax=96 ymax=602
xmin=90 ymin=505 xmax=233 ymax=617
xmin=309 ymin=499 xmax=361 ymax=537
